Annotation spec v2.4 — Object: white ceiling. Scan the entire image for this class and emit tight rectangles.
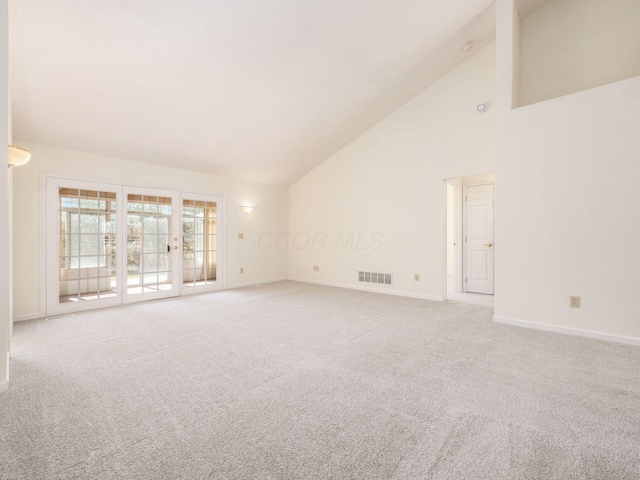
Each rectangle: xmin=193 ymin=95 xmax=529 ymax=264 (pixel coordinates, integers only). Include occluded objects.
xmin=10 ymin=0 xmax=499 ymax=185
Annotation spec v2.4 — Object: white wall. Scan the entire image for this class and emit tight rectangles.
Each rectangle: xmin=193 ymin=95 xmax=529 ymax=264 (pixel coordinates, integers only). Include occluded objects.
xmin=12 ymin=142 xmax=289 ymax=319
xmin=289 ymin=43 xmax=495 ymax=300
xmin=495 ymin=0 xmax=640 ymax=343
xmin=520 ymin=0 xmax=640 ymax=106
xmin=0 ymin=0 xmax=9 ymax=392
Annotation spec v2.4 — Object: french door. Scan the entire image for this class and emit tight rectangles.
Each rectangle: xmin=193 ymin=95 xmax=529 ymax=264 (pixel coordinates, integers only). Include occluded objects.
xmin=122 ymin=187 xmax=180 ymax=304
xmin=46 ymin=177 xmax=224 ymax=316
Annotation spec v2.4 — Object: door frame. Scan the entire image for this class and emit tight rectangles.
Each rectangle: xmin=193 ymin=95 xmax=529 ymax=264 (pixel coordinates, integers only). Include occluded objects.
xmin=40 ymin=172 xmax=226 ymax=317
xmin=443 ymin=180 xmax=463 ymax=300
xmin=442 ymin=176 xmax=495 ymax=300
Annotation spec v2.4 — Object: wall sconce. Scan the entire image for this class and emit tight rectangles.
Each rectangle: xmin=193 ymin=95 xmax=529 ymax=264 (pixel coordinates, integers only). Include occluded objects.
xmin=241 ymin=205 xmax=253 ymax=214
xmin=8 ymin=145 xmax=31 ymax=168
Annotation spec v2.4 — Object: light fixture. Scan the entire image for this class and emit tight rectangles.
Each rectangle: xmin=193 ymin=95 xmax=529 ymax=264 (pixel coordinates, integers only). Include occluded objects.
xmin=476 ymin=103 xmax=487 ymax=113
xmin=241 ymin=205 xmax=253 ymax=214
xmin=8 ymin=145 xmax=31 ymax=168
xmin=462 ymin=41 xmax=474 ymax=53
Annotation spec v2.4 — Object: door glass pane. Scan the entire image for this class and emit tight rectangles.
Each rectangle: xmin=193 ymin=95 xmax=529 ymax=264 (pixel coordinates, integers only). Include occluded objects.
xmin=144 ymin=196 xmax=159 ymax=213
xmin=127 ymin=193 xmax=172 ymax=295
xmin=182 ymin=199 xmax=217 ymax=287
xmin=143 ymin=234 xmax=160 ymax=253
xmin=58 ymin=188 xmax=117 ymax=304
xmin=143 ymin=253 xmax=158 ymax=273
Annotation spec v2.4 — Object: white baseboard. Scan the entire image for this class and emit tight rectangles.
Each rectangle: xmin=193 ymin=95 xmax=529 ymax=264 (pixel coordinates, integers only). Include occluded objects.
xmin=14 ymin=312 xmax=43 ymax=323
xmin=494 ymin=316 xmax=640 ymax=347
xmin=226 ymin=277 xmax=289 ymax=290
xmin=289 ymin=277 xmax=444 ymax=302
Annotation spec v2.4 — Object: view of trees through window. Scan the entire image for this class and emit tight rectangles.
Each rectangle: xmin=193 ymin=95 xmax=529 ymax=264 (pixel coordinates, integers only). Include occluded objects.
xmin=182 ymin=199 xmax=217 ymax=286
xmin=58 ymin=188 xmax=117 ymax=302
xmin=56 ymin=187 xmax=220 ymax=303
xmin=126 ymin=195 xmax=172 ymax=293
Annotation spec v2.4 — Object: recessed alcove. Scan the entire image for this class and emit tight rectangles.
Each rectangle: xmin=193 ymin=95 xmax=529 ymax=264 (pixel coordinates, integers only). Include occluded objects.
xmin=517 ymin=0 xmax=640 ymax=107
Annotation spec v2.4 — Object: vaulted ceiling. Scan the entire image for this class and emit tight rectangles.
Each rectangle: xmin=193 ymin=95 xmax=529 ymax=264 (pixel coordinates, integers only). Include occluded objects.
xmin=10 ymin=0 xmax=507 ymax=185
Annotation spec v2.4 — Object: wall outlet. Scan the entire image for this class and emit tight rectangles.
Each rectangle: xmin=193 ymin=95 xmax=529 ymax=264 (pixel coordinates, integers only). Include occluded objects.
xmin=414 ymin=274 xmax=420 ymax=281
xmin=240 ymin=267 xmax=244 ymax=274
xmin=570 ymin=296 xmax=580 ymax=308
xmin=238 ymin=233 xmax=244 ymax=239
xmin=313 ymin=266 xmax=319 ymax=271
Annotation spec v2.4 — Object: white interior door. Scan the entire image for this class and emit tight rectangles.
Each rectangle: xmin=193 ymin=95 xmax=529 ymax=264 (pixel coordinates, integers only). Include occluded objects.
xmin=464 ymin=184 xmax=494 ymax=294
xmin=123 ymin=187 xmax=180 ymax=303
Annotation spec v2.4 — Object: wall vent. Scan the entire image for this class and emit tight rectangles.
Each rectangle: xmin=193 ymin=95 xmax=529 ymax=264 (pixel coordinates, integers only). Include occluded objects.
xmin=358 ymin=271 xmax=392 ymax=285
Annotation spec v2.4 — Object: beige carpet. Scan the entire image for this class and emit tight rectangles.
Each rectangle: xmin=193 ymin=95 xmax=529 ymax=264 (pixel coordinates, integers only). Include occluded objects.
xmin=1 ymin=281 xmax=639 ymax=479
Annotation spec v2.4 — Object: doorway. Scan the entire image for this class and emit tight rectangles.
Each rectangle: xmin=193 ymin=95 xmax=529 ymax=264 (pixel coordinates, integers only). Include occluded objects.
xmin=444 ymin=173 xmax=494 ymax=304
xmin=45 ymin=176 xmax=224 ymax=316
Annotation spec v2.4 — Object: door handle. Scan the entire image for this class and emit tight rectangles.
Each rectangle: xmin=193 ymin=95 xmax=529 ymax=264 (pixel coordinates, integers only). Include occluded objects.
xmin=484 ymin=243 xmax=493 ymax=247
xmin=168 ymin=245 xmax=179 ymax=252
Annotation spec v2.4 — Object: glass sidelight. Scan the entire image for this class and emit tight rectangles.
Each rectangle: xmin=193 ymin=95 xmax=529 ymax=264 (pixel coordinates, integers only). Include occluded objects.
xmin=180 ymin=193 xmax=223 ymax=294
xmin=182 ymin=199 xmax=218 ymax=287
xmin=57 ymin=188 xmax=117 ymax=303
xmin=47 ymin=179 xmax=122 ymax=315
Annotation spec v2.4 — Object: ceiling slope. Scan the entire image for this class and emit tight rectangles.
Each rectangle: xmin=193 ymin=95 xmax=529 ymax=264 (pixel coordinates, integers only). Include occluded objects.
xmin=10 ymin=0 xmax=496 ymax=185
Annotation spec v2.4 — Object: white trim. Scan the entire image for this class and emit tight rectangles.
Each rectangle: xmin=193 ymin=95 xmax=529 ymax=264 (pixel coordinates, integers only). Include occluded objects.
xmin=221 ymin=195 xmax=227 ymax=290
xmin=442 ymin=180 xmax=464 ymax=301
xmin=226 ymin=277 xmax=289 ymax=289
xmin=442 ymin=181 xmax=448 ymax=300
xmin=494 ymin=315 xmax=640 ymax=347
xmin=13 ymin=313 xmax=42 ymax=322
xmin=8 ymin=168 xmax=14 ymax=337
xmin=0 ymin=379 xmax=8 ymax=395
xmin=289 ymin=277 xmax=444 ymax=302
